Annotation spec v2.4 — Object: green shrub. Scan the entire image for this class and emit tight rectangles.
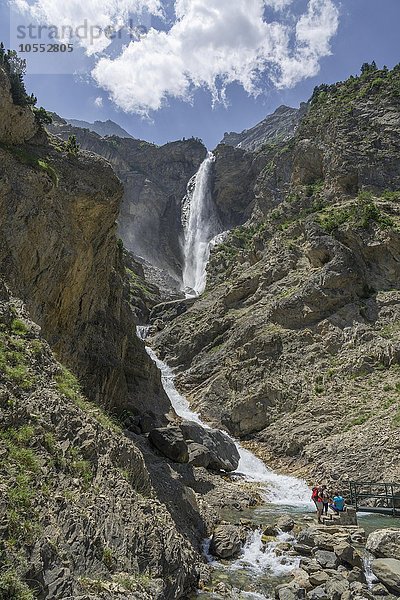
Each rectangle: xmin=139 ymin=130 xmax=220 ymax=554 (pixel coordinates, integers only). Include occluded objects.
xmin=318 ymin=197 xmax=395 ymax=233
xmin=71 ymin=459 xmax=93 ymax=488
xmin=0 ymin=44 xmax=36 ymax=108
xmin=33 ymin=106 xmax=53 ymax=125
xmin=11 ymin=319 xmax=29 ymax=336
xmin=0 ymin=570 xmax=34 ymax=600
xmin=0 ymin=145 xmax=59 ymax=187
xmin=65 ymin=135 xmax=80 ymax=155
xmin=4 ymin=364 xmax=36 ymax=390
xmin=37 ymin=159 xmax=59 ymax=186
xmin=350 ymin=414 xmax=370 ymax=427
xmin=6 ymin=425 xmax=35 ymax=445
xmin=55 ymin=366 xmax=81 ymax=401
xmin=102 ymin=547 xmax=113 ymax=568
xmin=382 ymin=190 xmax=400 ymax=202
xmin=0 ymin=339 xmax=36 ymax=390
xmin=9 ymin=447 xmax=39 ymax=473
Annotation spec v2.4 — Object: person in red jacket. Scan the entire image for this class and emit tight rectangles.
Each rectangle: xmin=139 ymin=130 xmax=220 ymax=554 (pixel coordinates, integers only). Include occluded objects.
xmin=311 ymin=484 xmax=324 ymax=523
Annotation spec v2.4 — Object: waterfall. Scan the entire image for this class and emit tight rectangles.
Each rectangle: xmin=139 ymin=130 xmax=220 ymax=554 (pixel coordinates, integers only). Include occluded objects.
xmin=137 ymin=327 xmax=311 ymax=506
xmin=181 ymin=152 xmax=219 ymax=298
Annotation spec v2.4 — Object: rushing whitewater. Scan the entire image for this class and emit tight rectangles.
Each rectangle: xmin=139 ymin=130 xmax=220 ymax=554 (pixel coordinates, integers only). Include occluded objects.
xmin=138 ymin=327 xmax=311 ymax=506
xmin=182 ymin=152 xmax=220 ymax=297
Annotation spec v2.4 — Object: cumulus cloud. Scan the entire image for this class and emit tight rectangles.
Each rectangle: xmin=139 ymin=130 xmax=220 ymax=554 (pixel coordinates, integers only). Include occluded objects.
xmin=12 ymin=0 xmax=339 ymax=113
xmin=92 ymin=0 xmax=339 ymax=114
xmin=11 ymin=0 xmax=162 ymax=54
xmin=94 ymin=96 xmax=104 ymax=107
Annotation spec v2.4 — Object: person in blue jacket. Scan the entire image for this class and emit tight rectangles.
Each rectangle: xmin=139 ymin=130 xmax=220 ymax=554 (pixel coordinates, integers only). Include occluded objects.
xmin=330 ymin=492 xmax=345 ymax=514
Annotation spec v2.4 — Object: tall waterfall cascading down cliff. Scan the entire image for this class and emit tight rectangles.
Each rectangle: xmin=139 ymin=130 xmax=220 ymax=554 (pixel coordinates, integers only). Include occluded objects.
xmin=181 ymin=152 xmax=220 ymax=297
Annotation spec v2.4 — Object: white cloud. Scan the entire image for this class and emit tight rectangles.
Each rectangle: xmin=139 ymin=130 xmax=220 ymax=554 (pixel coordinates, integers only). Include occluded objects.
xmin=273 ymin=0 xmax=340 ymax=87
xmin=12 ymin=0 xmax=162 ymax=54
xmin=93 ymin=0 xmax=339 ymax=114
xmin=265 ymin=0 xmax=294 ymax=10
xmin=11 ymin=0 xmax=339 ymax=112
xmin=94 ymin=96 xmax=104 ymax=107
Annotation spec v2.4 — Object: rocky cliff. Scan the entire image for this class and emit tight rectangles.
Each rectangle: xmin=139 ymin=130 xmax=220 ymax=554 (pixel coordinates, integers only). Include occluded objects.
xmin=221 ymin=104 xmax=308 ymax=153
xmin=0 ymin=62 xmax=258 ymax=599
xmin=0 ymin=280 xmax=203 ymax=599
xmin=66 ymin=118 xmax=134 ymax=139
xmin=0 ymin=64 xmax=169 ymax=421
xmin=48 ymin=116 xmax=207 ymax=289
xmin=151 ymin=64 xmax=400 ymax=488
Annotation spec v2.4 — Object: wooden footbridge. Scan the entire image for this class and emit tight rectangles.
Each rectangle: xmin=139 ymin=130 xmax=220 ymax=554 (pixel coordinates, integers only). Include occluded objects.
xmin=349 ymin=481 xmax=400 ymax=517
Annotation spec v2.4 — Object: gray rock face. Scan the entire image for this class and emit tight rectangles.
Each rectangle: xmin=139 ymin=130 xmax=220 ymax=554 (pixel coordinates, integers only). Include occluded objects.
xmin=151 ymin=66 xmax=400 ymax=488
xmin=221 ymin=104 xmax=308 ymax=153
xmin=48 ymin=119 xmax=207 ymax=287
xmin=212 ymin=144 xmax=256 ymax=230
xmin=209 ymin=525 xmax=241 ymax=559
xmin=306 ymin=587 xmax=328 ymax=600
xmin=0 ymin=66 xmax=38 ymax=143
xmin=276 ymin=515 xmax=295 ymax=532
xmin=372 ymin=559 xmax=400 ymax=594
xmin=180 ymin=421 xmax=240 ymax=472
xmin=334 ymin=542 xmax=363 ymax=569
xmin=367 ymin=529 xmax=400 ymax=561
xmin=308 ymin=571 xmax=329 ymax=586
xmin=187 ymin=442 xmax=211 ymax=468
xmin=371 ymin=582 xmax=391 ymax=596
xmin=66 ymin=118 xmax=134 ymax=138
xmin=347 ymin=566 xmax=366 ymax=584
xmin=313 ymin=550 xmax=339 ymax=570
xmin=149 ymin=427 xmax=189 ymax=463
xmin=0 ymin=286 xmax=199 ymax=599
xmin=324 ymin=574 xmax=349 ymax=599
xmin=0 ymin=74 xmax=170 ymax=421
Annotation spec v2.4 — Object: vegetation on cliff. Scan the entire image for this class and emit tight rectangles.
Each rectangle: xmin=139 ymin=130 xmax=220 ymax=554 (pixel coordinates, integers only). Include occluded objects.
xmin=151 ymin=63 xmax=400 ymax=489
xmin=0 ymin=281 xmax=200 ymax=599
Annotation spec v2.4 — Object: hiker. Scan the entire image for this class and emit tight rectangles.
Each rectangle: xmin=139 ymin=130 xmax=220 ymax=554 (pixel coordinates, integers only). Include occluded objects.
xmin=311 ymin=484 xmax=324 ymax=524
xmin=329 ymin=492 xmax=345 ymax=514
xmin=321 ymin=485 xmax=330 ymax=516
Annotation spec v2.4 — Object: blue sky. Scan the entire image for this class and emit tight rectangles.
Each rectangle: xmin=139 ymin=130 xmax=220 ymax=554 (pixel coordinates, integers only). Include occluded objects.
xmin=0 ymin=0 xmax=399 ymax=149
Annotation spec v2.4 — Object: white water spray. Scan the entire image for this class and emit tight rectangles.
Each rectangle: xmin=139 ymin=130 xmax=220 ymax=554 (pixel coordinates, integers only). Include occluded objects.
xmin=137 ymin=327 xmax=311 ymax=506
xmin=182 ymin=152 xmax=219 ymax=297
xmin=230 ymin=530 xmax=300 ymax=577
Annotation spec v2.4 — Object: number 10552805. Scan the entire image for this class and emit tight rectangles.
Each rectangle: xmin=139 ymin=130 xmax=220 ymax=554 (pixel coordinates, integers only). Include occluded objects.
xmin=18 ymin=43 xmax=74 ymax=53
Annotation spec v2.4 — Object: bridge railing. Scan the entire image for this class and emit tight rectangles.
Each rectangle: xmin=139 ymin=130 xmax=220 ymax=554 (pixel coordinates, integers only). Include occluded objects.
xmin=349 ymin=481 xmax=400 ymax=517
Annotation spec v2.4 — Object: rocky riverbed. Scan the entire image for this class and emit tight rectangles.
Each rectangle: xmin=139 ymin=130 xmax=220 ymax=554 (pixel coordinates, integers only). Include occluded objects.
xmin=199 ymin=510 xmax=400 ymax=599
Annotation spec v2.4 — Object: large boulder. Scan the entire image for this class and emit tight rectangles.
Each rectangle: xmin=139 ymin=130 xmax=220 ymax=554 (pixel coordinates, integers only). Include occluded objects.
xmin=366 ymin=529 xmax=400 ymax=561
xmin=276 ymin=515 xmax=295 ymax=532
xmin=324 ymin=574 xmax=349 ymax=600
xmin=187 ymin=442 xmax=211 ymax=468
xmin=313 ymin=549 xmax=339 ymax=570
xmin=372 ymin=558 xmax=400 ymax=594
xmin=180 ymin=421 xmax=240 ymax=471
xmin=334 ymin=542 xmax=363 ymax=569
xmin=209 ymin=525 xmax=241 ymax=559
xmin=297 ymin=528 xmax=337 ymax=549
xmin=277 ymin=583 xmax=307 ymax=599
xmin=308 ymin=571 xmax=329 ymax=587
xmin=149 ymin=427 xmax=189 ymax=463
xmin=306 ymin=587 xmax=328 ymax=600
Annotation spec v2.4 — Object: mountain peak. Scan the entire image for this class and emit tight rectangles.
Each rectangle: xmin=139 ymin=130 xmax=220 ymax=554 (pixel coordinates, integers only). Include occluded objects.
xmin=221 ymin=103 xmax=308 ymax=152
xmin=65 ymin=118 xmax=133 ymax=139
